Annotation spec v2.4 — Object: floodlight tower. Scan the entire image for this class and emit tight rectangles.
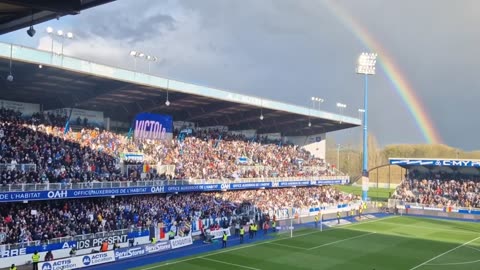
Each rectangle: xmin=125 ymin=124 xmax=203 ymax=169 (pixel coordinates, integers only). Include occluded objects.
xmin=356 ymin=52 xmax=377 ymax=201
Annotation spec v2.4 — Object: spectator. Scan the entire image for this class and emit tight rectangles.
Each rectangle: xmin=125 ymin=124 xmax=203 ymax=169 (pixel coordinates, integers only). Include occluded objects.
xmin=0 ymin=186 xmax=354 ymax=245
xmin=44 ymin=251 xmax=53 ymax=261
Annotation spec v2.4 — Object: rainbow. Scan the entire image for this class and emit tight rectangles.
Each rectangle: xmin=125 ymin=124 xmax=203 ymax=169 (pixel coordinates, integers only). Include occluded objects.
xmin=323 ymin=1 xmax=443 ymax=144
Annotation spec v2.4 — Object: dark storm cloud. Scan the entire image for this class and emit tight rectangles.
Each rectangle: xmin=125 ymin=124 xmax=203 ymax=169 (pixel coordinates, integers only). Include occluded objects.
xmin=26 ymin=0 xmax=480 ymax=150
xmin=74 ymin=1 xmax=177 ymax=45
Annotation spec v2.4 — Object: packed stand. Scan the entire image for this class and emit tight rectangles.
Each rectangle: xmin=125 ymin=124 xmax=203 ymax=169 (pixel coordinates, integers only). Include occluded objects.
xmin=0 ymin=109 xmax=123 ymax=185
xmin=0 ymin=186 xmax=355 ymax=245
xmin=393 ymin=172 xmax=480 ymax=208
xmin=0 ymin=108 xmax=332 ymax=184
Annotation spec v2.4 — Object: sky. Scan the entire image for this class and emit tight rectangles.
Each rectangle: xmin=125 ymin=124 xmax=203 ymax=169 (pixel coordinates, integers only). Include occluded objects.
xmin=1 ymin=0 xmax=480 ymax=150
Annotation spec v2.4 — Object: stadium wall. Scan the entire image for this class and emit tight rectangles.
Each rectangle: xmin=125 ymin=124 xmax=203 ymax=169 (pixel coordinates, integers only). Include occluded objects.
xmin=284 ymin=133 xmax=326 ymax=160
xmin=0 ymin=236 xmax=150 ymax=268
xmin=394 ymin=204 xmax=480 ymax=221
xmin=0 ymin=99 xmax=39 ymax=116
xmin=45 ymin=108 xmax=105 ymax=128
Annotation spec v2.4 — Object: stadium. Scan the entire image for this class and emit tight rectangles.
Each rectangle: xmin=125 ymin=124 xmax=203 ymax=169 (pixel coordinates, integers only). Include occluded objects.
xmin=0 ymin=1 xmax=480 ymax=270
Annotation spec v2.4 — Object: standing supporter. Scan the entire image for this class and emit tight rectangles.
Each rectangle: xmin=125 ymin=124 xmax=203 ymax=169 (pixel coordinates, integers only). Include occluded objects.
xmin=100 ymin=240 xmax=108 ymax=252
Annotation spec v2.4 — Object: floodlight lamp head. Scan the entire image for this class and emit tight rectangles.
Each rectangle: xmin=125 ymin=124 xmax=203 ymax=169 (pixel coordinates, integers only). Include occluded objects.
xmin=129 ymin=51 xmax=137 ymax=56
xmin=57 ymin=30 xmax=63 ymax=36
xmin=165 ymin=100 xmax=170 ymax=106
xmin=46 ymin=27 xmax=53 ymax=34
xmin=6 ymin=74 xmax=13 ymax=82
xmin=66 ymin=32 xmax=73 ymax=39
xmin=308 ymin=121 xmax=312 ymax=127
xmin=259 ymin=114 xmax=264 ymax=121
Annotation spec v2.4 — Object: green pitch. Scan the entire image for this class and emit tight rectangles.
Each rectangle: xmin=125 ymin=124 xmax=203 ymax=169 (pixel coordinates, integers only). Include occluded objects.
xmin=133 ymin=216 xmax=480 ymax=270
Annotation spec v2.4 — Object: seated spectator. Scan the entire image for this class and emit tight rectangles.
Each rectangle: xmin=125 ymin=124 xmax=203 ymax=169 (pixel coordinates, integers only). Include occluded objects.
xmin=44 ymin=251 xmax=53 ymax=261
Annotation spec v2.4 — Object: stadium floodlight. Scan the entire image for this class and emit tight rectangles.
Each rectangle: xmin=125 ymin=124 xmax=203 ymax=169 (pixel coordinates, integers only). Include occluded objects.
xmin=46 ymin=27 xmax=74 ymax=56
xmin=311 ymin=96 xmax=324 ymax=110
xmin=336 ymin=103 xmax=346 ymax=124
xmin=259 ymin=113 xmax=264 ymax=121
xmin=130 ymin=50 xmax=158 ymax=73
xmin=46 ymin=27 xmax=55 ymax=54
xmin=356 ymin=53 xmax=377 ymax=75
xmin=356 ymin=52 xmax=377 ymax=201
xmin=358 ymin=108 xmax=365 ymax=120
xmin=308 ymin=121 xmax=312 ymax=127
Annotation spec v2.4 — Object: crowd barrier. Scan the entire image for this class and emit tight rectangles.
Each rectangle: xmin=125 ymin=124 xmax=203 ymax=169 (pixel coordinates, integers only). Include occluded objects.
xmin=0 ymin=178 xmax=349 ymax=202
xmin=0 ymin=229 xmax=149 ymax=258
xmin=37 ymin=235 xmax=194 ymax=270
xmin=205 ymin=228 xmax=231 ymax=240
xmin=0 ymin=176 xmax=349 ymax=193
xmin=39 ymin=251 xmax=115 ymax=270
xmin=395 ymin=205 xmax=480 ymax=221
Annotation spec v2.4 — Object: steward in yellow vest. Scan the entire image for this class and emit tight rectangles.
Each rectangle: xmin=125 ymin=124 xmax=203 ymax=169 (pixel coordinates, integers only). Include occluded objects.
xmin=239 ymin=227 xmax=245 ymax=243
xmin=222 ymin=232 xmax=228 ymax=248
xmin=32 ymin=251 xmax=40 ymax=270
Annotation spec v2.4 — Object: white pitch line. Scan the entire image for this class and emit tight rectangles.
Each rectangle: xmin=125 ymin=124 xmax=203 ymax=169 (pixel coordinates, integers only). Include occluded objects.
xmin=200 ymin=257 xmax=262 ymax=270
xmin=140 ymin=215 xmax=398 ymax=270
xmin=408 ymin=236 xmax=480 ymax=270
xmin=425 ymin=259 xmax=480 ymax=266
xmin=267 ymin=242 xmax=308 ymax=250
xmin=307 ymin=232 xmax=376 ymax=250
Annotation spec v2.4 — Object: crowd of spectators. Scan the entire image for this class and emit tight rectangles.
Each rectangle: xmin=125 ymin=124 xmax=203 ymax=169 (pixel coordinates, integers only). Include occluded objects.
xmin=0 ymin=186 xmax=354 ymax=245
xmin=0 ymin=109 xmax=332 ymax=184
xmin=393 ymin=172 xmax=480 ymax=208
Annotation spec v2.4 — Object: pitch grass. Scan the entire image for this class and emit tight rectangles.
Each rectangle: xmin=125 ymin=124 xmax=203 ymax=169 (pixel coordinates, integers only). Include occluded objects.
xmin=335 ymin=185 xmax=394 ymax=202
xmin=132 ymin=216 xmax=480 ymax=270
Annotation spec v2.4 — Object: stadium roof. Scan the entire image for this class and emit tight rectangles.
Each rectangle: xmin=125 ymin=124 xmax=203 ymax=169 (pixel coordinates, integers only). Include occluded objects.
xmin=389 ymin=158 xmax=480 ymax=174
xmin=0 ymin=42 xmax=361 ymax=136
xmin=0 ymin=0 xmax=114 ymax=35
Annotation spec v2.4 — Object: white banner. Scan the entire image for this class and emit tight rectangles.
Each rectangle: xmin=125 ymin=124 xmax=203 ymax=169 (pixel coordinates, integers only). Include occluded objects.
xmin=39 ymin=251 xmax=114 ymax=270
xmin=207 ymin=228 xmax=231 ymax=240
xmin=0 ymin=99 xmax=39 ymax=116
xmin=46 ymin=108 xmax=104 ymax=127
xmin=169 ymin=235 xmax=193 ymax=250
